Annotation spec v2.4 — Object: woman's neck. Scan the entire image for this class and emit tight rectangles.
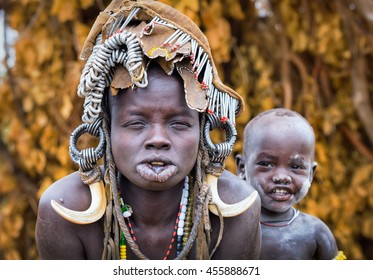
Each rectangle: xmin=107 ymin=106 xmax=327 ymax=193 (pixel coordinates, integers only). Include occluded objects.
xmin=119 ymin=175 xmax=185 ymax=226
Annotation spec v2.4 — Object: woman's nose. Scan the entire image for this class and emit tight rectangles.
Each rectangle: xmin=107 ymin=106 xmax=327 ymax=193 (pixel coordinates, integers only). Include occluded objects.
xmin=144 ymin=125 xmax=171 ymax=150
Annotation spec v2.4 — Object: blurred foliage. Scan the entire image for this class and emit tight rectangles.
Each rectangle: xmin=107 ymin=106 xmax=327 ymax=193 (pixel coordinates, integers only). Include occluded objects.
xmin=1 ymin=0 xmax=372 ymax=260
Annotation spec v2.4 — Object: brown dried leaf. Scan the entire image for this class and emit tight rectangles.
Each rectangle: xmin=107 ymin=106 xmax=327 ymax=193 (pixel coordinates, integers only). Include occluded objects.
xmin=362 ymin=215 xmax=373 ymax=239
xmin=351 ymin=164 xmax=373 ymax=187
xmin=51 ymin=0 xmax=78 ymax=22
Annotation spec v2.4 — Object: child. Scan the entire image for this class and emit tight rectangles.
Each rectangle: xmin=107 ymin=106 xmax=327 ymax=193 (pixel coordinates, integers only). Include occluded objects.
xmin=35 ymin=0 xmax=261 ymax=260
xmin=236 ymin=108 xmax=345 ymax=259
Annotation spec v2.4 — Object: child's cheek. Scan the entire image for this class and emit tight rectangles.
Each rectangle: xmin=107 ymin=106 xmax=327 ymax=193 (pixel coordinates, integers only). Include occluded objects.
xmin=298 ymin=180 xmax=311 ymax=200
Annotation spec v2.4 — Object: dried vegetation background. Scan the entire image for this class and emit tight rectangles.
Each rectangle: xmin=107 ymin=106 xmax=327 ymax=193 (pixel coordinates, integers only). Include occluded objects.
xmin=0 ymin=0 xmax=372 ymax=259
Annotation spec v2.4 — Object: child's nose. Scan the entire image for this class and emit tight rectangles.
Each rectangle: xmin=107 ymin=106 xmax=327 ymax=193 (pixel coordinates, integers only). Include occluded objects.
xmin=145 ymin=125 xmax=171 ymax=150
xmin=272 ymin=173 xmax=292 ymax=184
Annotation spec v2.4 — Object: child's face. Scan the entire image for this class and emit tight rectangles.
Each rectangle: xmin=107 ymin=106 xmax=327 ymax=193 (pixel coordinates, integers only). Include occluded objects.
xmin=240 ymin=118 xmax=316 ymax=213
xmin=110 ymin=66 xmax=200 ymax=190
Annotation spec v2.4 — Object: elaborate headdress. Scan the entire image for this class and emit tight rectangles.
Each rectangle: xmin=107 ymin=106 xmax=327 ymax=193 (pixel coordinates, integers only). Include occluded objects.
xmin=51 ymin=0 xmax=257 ymax=259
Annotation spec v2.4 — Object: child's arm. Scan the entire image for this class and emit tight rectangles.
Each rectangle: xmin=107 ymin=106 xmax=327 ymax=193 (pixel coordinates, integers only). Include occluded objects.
xmin=314 ymin=219 xmax=341 ymax=260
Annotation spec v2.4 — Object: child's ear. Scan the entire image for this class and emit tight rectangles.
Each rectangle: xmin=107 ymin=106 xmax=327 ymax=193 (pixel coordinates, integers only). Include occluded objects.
xmin=235 ymin=154 xmax=246 ymax=180
xmin=309 ymin=161 xmax=318 ymax=181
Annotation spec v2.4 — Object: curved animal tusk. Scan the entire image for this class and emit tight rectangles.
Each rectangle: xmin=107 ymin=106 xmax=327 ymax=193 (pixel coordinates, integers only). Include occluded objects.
xmin=51 ymin=180 xmax=107 ymax=224
xmin=207 ymin=174 xmax=258 ymax=217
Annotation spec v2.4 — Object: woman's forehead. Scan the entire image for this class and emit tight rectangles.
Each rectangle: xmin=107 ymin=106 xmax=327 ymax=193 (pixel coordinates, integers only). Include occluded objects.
xmin=109 ymin=70 xmax=200 ymax=121
xmin=110 ymin=64 xmax=182 ymax=102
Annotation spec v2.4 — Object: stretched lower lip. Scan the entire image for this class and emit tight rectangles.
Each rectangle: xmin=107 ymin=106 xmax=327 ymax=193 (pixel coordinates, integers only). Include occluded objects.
xmin=136 ymin=163 xmax=177 ymax=182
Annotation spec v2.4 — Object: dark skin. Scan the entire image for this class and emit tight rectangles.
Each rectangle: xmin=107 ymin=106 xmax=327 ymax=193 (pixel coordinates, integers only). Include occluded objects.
xmin=36 ymin=65 xmax=261 ymax=260
xmin=236 ymin=109 xmax=339 ymax=260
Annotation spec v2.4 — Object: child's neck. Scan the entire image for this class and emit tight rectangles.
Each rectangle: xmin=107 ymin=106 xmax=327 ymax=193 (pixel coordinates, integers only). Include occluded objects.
xmin=260 ymin=207 xmax=299 ymax=227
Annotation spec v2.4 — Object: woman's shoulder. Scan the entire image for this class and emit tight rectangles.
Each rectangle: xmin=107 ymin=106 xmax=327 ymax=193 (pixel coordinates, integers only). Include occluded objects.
xmin=38 ymin=171 xmax=91 ymax=212
xmin=217 ymin=170 xmax=261 ymax=219
xmin=216 ymin=170 xmax=260 ymax=216
xmin=36 ymin=171 xmax=104 ymax=259
xmin=212 ymin=170 xmax=261 ymax=259
xmin=219 ymin=170 xmax=258 ymax=196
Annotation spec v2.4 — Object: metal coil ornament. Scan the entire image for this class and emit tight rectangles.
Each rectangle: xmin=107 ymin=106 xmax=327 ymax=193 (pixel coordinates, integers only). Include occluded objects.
xmin=69 ymin=117 xmax=105 ymax=174
xmin=78 ymin=29 xmax=146 ymax=124
xmin=203 ymin=114 xmax=237 ymax=164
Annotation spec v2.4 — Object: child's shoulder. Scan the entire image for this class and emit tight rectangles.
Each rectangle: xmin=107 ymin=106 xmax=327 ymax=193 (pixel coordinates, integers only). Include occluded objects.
xmin=298 ymin=211 xmax=326 ymax=222
xmin=297 ymin=211 xmax=335 ymax=234
xmin=297 ymin=211 xmax=339 ymax=259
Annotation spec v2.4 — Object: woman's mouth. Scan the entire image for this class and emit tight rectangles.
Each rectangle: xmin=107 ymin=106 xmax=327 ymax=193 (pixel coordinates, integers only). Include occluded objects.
xmin=136 ymin=161 xmax=177 ymax=182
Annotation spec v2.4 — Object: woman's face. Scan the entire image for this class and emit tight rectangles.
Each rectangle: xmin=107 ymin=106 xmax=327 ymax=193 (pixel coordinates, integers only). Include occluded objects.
xmin=110 ymin=65 xmax=200 ymax=191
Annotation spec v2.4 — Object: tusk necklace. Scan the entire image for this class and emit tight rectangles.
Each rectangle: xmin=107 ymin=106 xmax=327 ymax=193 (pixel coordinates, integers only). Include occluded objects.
xmin=119 ymin=176 xmax=191 ymax=260
xmin=260 ymin=207 xmax=300 ymax=227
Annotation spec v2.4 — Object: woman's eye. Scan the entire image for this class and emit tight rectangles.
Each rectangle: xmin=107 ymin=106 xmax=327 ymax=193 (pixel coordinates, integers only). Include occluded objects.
xmin=123 ymin=121 xmax=147 ymax=130
xmin=170 ymin=121 xmax=191 ymax=130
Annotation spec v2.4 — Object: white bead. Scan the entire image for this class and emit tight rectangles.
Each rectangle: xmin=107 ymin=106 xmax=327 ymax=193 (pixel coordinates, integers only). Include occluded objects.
xmin=183 ymin=190 xmax=189 ymax=198
xmin=182 ymin=197 xmax=188 ymax=206
xmin=177 ymin=227 xmax=184 ymax=236
xmin=179 ymin=212 xmax=186 ymax=221
xmin=123 ymin=211 xmax=132 ymax=218
xmin=181 ymin=205 xmax=187 ymax=213
xmin=178 ymin=220 xmax=185 ymax=228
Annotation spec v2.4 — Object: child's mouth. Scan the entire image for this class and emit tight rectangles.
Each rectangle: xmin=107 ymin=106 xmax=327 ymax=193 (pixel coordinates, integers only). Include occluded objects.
xmin=269 ymin=187 xmax=292 ymax=201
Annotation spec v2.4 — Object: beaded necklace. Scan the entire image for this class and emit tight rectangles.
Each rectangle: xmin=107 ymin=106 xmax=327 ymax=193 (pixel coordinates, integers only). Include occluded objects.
xmin=260 ymin=207 xmax=300 ymax=227
xmin=120 ymin=177 xmax=190 ymax=260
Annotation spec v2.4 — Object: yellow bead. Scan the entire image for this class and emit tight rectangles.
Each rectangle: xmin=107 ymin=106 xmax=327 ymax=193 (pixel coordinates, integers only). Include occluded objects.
xmin=120 ymin=245 xmax=127 ymax=260
xmin=334 ymin=251 xmax=347 ymax=260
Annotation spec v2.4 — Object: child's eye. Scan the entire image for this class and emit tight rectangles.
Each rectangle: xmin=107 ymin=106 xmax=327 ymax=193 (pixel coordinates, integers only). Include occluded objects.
xmin=257 ymin=161 xmax=273 ymax=167
xmin=291 ymin=164 xmax=306 ymax=170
